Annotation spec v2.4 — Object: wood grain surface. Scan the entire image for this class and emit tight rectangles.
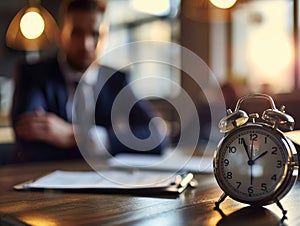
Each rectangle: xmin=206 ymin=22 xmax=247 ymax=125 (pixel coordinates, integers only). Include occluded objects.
xmin=0 ymin=160 xmax=298 ymax=226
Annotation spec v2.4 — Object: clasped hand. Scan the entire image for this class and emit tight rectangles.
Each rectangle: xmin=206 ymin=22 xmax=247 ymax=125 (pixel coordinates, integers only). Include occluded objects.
xmin=15 ymin=109 xmax=76 ymax=148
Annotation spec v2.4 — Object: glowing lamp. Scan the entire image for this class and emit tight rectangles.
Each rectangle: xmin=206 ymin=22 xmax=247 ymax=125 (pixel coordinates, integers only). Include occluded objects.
xmin=209 ymin=0 xmax=238 ymax=9
xmin=6 ymin=0 xmax=58 ymax=51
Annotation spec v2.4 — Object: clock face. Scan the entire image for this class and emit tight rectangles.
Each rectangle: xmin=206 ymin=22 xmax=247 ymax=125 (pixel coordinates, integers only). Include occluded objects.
xmin=215 ymin=124 xmax=290 ymax=204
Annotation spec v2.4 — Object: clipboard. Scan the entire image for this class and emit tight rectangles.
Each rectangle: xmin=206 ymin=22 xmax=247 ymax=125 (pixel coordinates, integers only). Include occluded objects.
xmin=13 ymin=170 xmax=196 ymax=195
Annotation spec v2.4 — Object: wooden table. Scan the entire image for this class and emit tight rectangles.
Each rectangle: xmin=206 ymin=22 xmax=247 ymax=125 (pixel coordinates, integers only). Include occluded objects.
xmin=0 ymin=160 xmax=299 ymax=226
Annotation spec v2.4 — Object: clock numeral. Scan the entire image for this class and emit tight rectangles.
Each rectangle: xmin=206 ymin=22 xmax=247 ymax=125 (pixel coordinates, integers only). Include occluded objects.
xmin=261 ymin=183 xmax=267 ymax=191
xmin=236 ymin=181 xmax=241 ymax=189
xmin=228 ymin=146 xmax=237 ymax=153
xmin=271 ymin=174 xmax=277 ymax=181
xmin=224 ymin=159 xmax=229 ymax=166
xmin=277 ymin=160 xmax=282 ymax=168
xmin=264 ymin=137 xmax=268 ymax=144
xmin=248 ymin=186 xmax=254 ymax=196
xmin=226 ymin=172 xmax=232 ymax=179
xmin=250 ymin=133 xmax=258 ymax=141
xmin=238 ymin=137 xmax=243 ymax=144
xmin=271 ymin=147 xmax=278 ymax=155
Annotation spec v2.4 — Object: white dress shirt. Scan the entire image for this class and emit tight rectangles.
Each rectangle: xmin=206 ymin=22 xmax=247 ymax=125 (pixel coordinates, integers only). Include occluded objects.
xmin=58 ymin=56 xmax=110 ymax=156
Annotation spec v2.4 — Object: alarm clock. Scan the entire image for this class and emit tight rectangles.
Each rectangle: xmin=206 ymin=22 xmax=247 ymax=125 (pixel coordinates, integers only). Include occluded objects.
xmin=214 ymin=93 xmax=298 ymax=215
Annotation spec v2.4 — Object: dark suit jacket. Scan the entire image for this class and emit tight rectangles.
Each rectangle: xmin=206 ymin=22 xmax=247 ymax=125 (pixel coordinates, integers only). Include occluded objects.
xmin=11 ymin=56 xmax=165 ymax=162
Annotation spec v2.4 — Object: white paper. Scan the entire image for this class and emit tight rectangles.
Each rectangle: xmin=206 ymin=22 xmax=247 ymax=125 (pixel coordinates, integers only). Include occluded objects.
xmin=285 ymin=130 xmax=300 ymax=146
xmin=108 ymin=152 xmax=213 ymax=173
xmin=20 ymin=170 xmax=181 ymax=189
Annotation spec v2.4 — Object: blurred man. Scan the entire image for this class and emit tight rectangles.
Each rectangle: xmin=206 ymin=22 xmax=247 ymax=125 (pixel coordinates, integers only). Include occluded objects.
xmin=11 ymin=0 xmax=166 ymax=162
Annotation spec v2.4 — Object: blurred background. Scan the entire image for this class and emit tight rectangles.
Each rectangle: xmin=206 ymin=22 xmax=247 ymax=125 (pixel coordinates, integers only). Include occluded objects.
xmin=1 ymin=0 xmax=300 ymax=163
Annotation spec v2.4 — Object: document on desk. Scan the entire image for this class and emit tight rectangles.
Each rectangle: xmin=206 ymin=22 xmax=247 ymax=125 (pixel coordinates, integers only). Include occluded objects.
xmin=14 ymin=170 xmax=194 ymax=195
xmin=108 ymin=153 xmax=213 ymax=173
xmin=285 ymin=130 xmax=300 ymax=146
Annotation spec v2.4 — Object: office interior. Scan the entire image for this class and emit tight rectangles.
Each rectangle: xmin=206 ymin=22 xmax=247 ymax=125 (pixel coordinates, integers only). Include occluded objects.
xmin=1 ymin=0 xmax=300 ymax=164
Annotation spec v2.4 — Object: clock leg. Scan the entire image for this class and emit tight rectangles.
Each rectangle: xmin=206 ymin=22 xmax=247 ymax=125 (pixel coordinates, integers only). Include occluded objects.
xmin=275 ymin=199 xmax=287 ymax=217
xmin=214 ymin=193 xmax=227 ymax=209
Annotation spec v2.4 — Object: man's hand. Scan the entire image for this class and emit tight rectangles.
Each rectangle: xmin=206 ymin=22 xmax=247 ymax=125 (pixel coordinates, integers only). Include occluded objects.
xmin=15 ymin=110 xmax=76 ymax=149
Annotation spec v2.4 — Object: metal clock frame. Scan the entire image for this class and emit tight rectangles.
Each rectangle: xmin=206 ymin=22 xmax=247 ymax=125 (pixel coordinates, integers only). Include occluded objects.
xmin=213 ymin=94 xmax=299 ymax=215
xmin=214 ymin=123 xmax=298 ymax=214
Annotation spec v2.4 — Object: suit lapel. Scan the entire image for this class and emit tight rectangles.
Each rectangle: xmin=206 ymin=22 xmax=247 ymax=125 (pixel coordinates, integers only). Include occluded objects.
xmin=47 ymin=57 xmax=69 ymax=120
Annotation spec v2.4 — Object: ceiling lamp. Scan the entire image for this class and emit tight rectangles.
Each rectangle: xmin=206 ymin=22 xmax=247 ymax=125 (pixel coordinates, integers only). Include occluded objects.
xmin=209 ymin=0 xmax=238 ymax=9
xmin=6 ymin=0 xmax=58 ymax=51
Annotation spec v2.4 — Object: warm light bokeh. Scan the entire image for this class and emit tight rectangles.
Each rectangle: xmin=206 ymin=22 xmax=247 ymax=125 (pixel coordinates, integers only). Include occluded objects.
xmin=247 ymin=33 xmax=293 ymax=76
xmin=232 ymin=0 xmax=294 ymax=93
xmin=20 ymin=215 xmax=57 ymax=226
xmin=130 ymin=0 xmax=170 ymax=16
xmin=20 ymin=10 xmax=45 ymax=39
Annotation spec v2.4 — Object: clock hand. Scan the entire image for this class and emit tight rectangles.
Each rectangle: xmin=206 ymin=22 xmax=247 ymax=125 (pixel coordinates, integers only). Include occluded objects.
xmin=250 ymin=138 xmax=254 ymax=185
xmin=250 ymin=138 xmax=254 ymax=160
xmin=250 ymin=164 xmax=253 ymax=185
xmin=247 ymin=138 xmax=255 ymax=166
xmin=241 ymin=138 xmax=251 ymax=160
xmin=253 ymin=151 xmax=268 ymax=163
xmin=249 ymin=150 xmax=268 ymax=185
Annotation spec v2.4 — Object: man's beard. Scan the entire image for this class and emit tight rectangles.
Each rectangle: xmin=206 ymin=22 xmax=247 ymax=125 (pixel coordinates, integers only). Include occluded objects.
xmin=67 ymin=56 xmax=91 ymax=72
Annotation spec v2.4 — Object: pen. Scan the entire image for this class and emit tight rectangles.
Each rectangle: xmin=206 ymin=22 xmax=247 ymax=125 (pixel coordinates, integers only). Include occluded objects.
xmin=178 ymin=172 xmax=194 ymax=188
